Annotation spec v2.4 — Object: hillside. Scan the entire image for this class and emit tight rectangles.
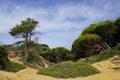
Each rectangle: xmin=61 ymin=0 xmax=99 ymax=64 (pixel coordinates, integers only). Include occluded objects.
xmin=0 ymin=56 xmax=120 ymax=80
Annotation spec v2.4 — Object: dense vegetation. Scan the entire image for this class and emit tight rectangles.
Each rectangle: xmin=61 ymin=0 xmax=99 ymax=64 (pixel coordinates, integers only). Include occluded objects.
xmin=72 ymin=17 xmax=120 ymax=59
xmin=51 ymin=47 xmax=73 ymax=63
xmin=72 ymin=34 xmax=103 ymax=59
xmin=7 ymin=62 xmax=26 ymax=72
xmin=78 ymin=49 xmax=120 ymax=63
xmin=0 ymin=45 xmax=26 ymax=72
xmin=38 ymin=61 xmax=100 ymax=78
xmin=0 ymin=46 xmax=9 ymax=70
xmin=37 ymin=45 xmax=74 ymax=63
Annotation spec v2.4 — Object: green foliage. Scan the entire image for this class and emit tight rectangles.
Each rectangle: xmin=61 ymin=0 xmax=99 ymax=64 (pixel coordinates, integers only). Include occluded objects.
xmin=113 ymin=17 xmax=120 ymax=45
xmin=27 ymin=53 xmax=37 ymax=63
xmin=78 ymin=49 xmax=120 ymax=63
xmin=38 ymin=61 xmax=100 ymax=78
xmin=81 ymin=17 xmax=120 ymax=47
xmin=0 ymin=45 xmax=9 ymax=70
xmin=36 ymin=45 xmax=53 ymax=62
xmin=72 ymin=18 xmax=120 ymax=60
xmin=37 ymin=45 xmax=74 ymax=63
xmin=82 ymin=20 xmax=115 ymax=46
xmin=9 ymin=18 xmax=38 ymax=40
xmin=9 ymin=18 xmax=39 ymax=63
xmin=82 ymin=24 xmax=98 ymax=34
xmin=26 ymin=50 xmax=52 ymax=69
xmin=114 ymin=17 xmax=120 ymax=26
xmin=82 ymin=20 xmax=113 ymax=34
xmin=7 ymin=62 xmax=26 ymax=72
xmin=78 ymin=34 xmax=101 ymax=41
xmin=38 ymin=46 xmax=52 ymax=55
xmin=114 ymin=43 xmax=120 ymax=50
xmin=52 ymin=47 xmax=72 ymax=63
xmin=72 ymin=34 xmax=101 ymax=48
xmin=97 ymin=49 xmax=120 ymax=61
xmin=72 ymin=34 xmax=102 ymax=59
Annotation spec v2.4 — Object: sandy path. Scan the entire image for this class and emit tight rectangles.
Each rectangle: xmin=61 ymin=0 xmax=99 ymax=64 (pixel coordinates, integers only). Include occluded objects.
xmin=0 ymin=57 xmax=120 ymax=80
xmin=17 ymin=67 xmax=38 ymax=75
xmin=8 ymin=55 xmax=23 ymax=64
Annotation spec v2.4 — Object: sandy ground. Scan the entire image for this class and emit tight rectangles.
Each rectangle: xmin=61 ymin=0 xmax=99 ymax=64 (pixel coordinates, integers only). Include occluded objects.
xmin=8 ymin=56 xmax=23 ymax=64
xmin=0 ymin=57 xmax=120 ymax=80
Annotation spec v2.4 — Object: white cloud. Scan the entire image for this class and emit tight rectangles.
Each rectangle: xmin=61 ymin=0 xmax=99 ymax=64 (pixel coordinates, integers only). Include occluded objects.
xmin=0 ymin=0 xmax=120 ymax=49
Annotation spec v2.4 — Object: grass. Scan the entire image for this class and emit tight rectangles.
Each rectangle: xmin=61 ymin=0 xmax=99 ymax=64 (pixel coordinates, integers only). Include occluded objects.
xmin=7 ymin=61 xmax=26 ymax=72
xmin=38 ymin=61 xmax=100 ymax=78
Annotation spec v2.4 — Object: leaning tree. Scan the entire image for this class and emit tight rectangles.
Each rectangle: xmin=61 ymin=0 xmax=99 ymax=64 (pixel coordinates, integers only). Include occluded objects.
xmin=9 ymin=18 xmax=39 ymax=63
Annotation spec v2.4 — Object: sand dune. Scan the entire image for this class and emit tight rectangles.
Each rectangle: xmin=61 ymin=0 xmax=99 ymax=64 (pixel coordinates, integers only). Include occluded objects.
xmin=0 ymin=56 xmax=120 ymax=80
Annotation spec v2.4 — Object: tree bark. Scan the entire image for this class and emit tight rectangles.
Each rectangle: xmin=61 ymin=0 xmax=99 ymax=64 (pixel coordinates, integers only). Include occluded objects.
xmin=24 ymin=35 xmax=29 ymax=64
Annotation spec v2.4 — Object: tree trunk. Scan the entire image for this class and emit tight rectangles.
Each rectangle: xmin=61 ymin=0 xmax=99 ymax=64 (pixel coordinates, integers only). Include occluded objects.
xmin=24 ymin=35 xmax=29 ymax=64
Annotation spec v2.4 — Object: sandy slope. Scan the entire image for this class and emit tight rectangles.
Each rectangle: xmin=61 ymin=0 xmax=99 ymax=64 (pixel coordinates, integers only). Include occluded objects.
xmin=0 ymin=56 xmax=120 ymax=80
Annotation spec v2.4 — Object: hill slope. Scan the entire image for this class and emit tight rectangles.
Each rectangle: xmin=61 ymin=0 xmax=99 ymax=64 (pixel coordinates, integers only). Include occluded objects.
xmin=0 ymin=56 xmax=120 ymax=80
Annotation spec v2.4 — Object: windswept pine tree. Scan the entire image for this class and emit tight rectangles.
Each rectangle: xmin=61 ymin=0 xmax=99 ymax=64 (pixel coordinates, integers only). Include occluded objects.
xmin=9 ymin=18 xmax=39 ymax=63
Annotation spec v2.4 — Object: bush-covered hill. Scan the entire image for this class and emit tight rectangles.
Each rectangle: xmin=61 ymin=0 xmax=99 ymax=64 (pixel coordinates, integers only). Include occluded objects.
xmin=72 ymin=17 xmax=120 ymax=59
xmin=0 ymin=45 xmax=26 ymax=72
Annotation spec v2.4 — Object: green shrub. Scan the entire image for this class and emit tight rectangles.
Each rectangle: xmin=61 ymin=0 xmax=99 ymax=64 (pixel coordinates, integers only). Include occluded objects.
xmin=38 ymin=61 xmax=100 ymax=78
xmin=114 ymin=17 xmax=120 ymax=26
xmin=81 ymin=20 xmax=118 ymax=46
xmin=37 ymin=45 xmax=53 ymax=62
xmin=52 ymin=47 xmax=72 ymax=63
xmin=38 ymin=46 xmax=52 ymax=55
xmin=97 ymin=49 xmax=120 ymax=61
xmin=78 ymin=49 xmax=120 ymax=63
xmin=7 ymin=62 xmax=26 ymax=72
xmin=72 ymin=34 xmax=102 ymax=59
xmin=77 ymin=55 xmax=98 ymax=64
xmin=82 ymin=20 xmax=113 ymax=35
xmin=0 ymin=45 xmax=9 ymax=70
xmin=114 ymin=43 xmax=120 ymax=50
xmin=113 ymin=17 xmax=120 ymax=46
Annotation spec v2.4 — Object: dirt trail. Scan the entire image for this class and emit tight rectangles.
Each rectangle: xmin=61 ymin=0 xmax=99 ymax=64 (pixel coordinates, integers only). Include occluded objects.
xmin=8 ymin=56 xmax=23 ymax=64
xmin=0 ymin=56 xmax=120 ymax=80
xmin=17 ymin=67 xmax=38 ymax=75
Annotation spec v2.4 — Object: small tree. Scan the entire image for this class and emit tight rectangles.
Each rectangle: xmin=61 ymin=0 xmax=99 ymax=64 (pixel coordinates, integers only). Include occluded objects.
xmin=9 ymin=18 xmax=39 ymax=63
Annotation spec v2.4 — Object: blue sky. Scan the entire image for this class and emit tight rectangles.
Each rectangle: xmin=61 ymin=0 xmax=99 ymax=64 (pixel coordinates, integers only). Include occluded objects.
xmin=0 ymin=0 xmax=120 ymax=49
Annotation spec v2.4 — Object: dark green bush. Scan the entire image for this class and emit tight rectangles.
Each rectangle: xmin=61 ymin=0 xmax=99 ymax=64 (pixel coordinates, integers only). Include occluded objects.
xmin=81 ymin=20 xmax=115 ymax=46
xmin=72 ymin=34 xmax=103 ymax=59
xmin=37 ymin=45 xmax=53 ymax=61
xmin=52 ymin=47 xmax=72 ymax=63
xmin=0 ymin=45 xmax=9 ymax=70
xmin=114 ymin=43 xmax=120 ymax=50
xmin=113 ymin=17 xmax=120 ymax=46
xmin=7 ymin=62 xmax=26 ymax=72
xmin=82 ymin=20 xmax=113 ymax=35
xmin=114 ymin=17 xmax=120 ymax=26
xmin=38 ymin=61 xmax=100 ymax=78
